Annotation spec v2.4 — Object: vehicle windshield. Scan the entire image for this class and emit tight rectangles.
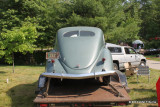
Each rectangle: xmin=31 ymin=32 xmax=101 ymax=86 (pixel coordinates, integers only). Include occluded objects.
xmin=63 ymin=31 xmax=95 ymax=37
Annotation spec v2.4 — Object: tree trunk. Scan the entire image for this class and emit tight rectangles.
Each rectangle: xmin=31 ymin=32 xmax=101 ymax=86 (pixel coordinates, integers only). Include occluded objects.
xmin=12 ymin=53 xmax=14 ymax=73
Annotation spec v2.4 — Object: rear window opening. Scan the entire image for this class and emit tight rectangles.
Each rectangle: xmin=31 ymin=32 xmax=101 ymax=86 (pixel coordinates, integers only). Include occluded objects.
xmin=63 ymin=31 xmax=95 ymax=37
xmin=63 ymin=31 xmax=79 ymax=37
xmin=108 ymin=47 xmax=122 ymax=53
xmin=80 ymin=31 xmax=95 ymax=37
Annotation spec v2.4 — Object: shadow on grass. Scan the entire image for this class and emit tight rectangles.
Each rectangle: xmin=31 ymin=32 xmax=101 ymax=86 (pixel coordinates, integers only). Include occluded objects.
xmin=131 ymin=104 xmax=158 ymax=107
xmin=130 ymin=88 xmax=158 ymax=107
xmin=7 ymin=81 xmax=38 ymax=107
xmin=129 ymin=82 xmax=138 ymax=84
xmin=0 ymin=71 xmax=6 ymax=74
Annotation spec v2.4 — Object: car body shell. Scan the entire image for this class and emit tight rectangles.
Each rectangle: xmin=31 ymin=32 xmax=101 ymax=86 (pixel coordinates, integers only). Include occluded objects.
xmin=42 ymin=27 xmax=115 ymax=79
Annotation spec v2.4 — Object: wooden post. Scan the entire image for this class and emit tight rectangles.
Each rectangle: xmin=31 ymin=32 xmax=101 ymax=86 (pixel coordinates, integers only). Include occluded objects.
xmin=156 ymin=77 xmax=160 ymax=106
xmin=12 ymin=53 xmax=14 ymax=73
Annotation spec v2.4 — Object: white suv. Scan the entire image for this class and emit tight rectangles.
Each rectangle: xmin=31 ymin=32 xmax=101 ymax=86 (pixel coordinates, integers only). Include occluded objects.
xmin=106 ymin=43 xmax=146 ymax=70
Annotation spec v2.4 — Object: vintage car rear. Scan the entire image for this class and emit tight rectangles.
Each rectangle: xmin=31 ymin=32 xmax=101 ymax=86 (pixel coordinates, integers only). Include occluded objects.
xmin=42 ymin=26 xmax=115 ymax=79
xmin=34 ymin=27 xmax=130 ymax=106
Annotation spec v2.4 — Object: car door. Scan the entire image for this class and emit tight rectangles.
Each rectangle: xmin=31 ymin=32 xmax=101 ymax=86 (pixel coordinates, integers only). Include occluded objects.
xmin=124 ymin=47 xmax=137 ymax=66
xmin=130 ymin=48 xmax=141 ymax=66
xmin=135 ymin=52 xmax=141 ymax=66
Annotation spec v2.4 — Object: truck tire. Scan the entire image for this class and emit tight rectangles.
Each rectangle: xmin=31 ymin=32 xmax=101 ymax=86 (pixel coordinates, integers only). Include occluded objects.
xmin=113 ymin=63 xmax=119 ymax=70
xmin=140 ymin=61 xmax=146 ymax=66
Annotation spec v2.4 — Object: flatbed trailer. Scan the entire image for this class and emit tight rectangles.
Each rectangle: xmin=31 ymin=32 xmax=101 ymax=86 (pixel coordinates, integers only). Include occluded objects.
xmin=33 ymin=77 xmax=130 ymax=107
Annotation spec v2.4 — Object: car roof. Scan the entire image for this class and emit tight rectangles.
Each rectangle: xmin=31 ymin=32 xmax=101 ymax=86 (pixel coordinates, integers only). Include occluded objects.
xmin=57 ymin=26 xmax=103 ymax=37
xmin=106 ymin=43 xmax=121 ymax=47
xmin=106 ymin=43 xmax=131 ymax=48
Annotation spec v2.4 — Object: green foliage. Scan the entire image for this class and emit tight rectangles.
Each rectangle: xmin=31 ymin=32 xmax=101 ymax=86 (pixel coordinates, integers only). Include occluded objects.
xmin=0 ymin=22 xmax=38 ymax=63
xmin=138 ymin=0 xmax=160 ymax=48
xmin=2 ymin=0 xmax=159 ymax=51
xmin=0 ymin=0 xmax=53 ymax=49
xmin=55 ymin=0 xmax=141 ymax=43
xmin=108 ymin=1 xmax=141 ymax=43
xmin=0 ymin=0 xmax=142 ymax=47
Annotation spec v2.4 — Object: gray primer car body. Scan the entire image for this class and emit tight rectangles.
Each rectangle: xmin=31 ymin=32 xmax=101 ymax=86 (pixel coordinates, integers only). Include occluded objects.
xmin=42 ymin=27 xmax=116 ymax=79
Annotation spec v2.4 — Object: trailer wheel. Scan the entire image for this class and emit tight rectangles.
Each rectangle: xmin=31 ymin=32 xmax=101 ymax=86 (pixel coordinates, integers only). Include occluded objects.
xmin=103 ymin=76 xmax=110 ymax=85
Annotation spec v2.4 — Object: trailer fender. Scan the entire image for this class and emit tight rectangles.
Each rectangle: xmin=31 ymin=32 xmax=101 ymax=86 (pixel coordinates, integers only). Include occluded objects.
xmin=35 ymin=75 xmax=47 ymax=94
xmin=112 ymin=70 xmax=129 ymax=92
xmin=38 ymin=75 xmax=47 ymax=88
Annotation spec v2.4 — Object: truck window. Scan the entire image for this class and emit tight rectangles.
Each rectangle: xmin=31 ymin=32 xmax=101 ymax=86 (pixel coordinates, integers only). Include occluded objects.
xmin=108 ymin=47 xmax=122 ymax=53
xmin=125 ymin=48 xmax=130 ymax=54
xmin=125 ymin=48 xmax=136 ymax=54
xmin=129 ymin=48 xmax=136 ymax=54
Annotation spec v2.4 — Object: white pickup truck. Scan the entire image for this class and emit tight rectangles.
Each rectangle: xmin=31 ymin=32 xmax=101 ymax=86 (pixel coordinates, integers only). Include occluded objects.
xmin=106 ymin=43 xmax=146 ymax=70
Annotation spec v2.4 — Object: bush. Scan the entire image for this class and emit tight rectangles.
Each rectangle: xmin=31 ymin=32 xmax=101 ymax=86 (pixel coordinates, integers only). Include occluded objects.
xmin=0 ymin=50 xmax=49 ymax=65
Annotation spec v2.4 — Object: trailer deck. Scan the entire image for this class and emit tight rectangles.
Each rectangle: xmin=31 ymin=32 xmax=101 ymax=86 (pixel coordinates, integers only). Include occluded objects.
xmin=34 ymin=78 xmax=130 ymax=106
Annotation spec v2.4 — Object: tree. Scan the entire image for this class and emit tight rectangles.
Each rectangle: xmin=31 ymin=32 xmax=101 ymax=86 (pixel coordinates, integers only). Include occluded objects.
xmin=0 ymin=0 xmax=143 ymax=50
xmin=54 ymin=0 xmax=141 ymax=43
xmin=137 ymin=0 xmax=160 ymax=48
xmin=0 ymin=0 xmax=55 ymax=49
xmin=0 ymin=22 xmax=38 ymax=73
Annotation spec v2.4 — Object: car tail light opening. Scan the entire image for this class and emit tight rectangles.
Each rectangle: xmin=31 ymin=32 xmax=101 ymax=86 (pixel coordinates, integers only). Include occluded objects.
xmin=102 ymin=58 xmax=106 ymax=62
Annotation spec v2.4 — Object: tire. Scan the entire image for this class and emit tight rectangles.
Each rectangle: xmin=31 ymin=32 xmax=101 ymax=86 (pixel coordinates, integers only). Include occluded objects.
xmin=35 ymin=89 xmax=40 ymax=95
xmin=140 ymin=61 xmax=146 ymax=66
xmin=103 ymin=76 xmax=111 ymax=85
xmin=113 ymin=63 xmax=119 ymax=70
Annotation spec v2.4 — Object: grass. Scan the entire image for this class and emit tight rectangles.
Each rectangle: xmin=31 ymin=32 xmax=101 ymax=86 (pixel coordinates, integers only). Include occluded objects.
xmin=0 ymin=65 xmax=44 ymax=107
xmin=0 ymin=66 xmax=159 ymax=107
xmin=126 ymin=68 xmax=159 ymax=107
xmin=145 ymin=55 xmax=160 ymax=61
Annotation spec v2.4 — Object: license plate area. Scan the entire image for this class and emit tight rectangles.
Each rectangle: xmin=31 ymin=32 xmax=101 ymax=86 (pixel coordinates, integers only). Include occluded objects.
xmin=46 ymin=52 xmax=59 ymax=59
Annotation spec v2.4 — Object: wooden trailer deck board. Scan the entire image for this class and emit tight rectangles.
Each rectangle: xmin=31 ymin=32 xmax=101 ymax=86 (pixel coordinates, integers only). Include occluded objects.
xmin=33 ymin=79 xmax=130 ymax=104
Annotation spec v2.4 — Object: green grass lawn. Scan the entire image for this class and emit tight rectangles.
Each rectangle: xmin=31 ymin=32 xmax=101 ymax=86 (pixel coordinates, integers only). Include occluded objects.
xmin=0 ymin=66 xmax=159 ymax=107
xmin=0 ymin=66 xmax=44 ymax=107
xmin=145 ymin=55 xmax=160 ymax=61
xmin=127 ymin=68 xmax=159 ymax=107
